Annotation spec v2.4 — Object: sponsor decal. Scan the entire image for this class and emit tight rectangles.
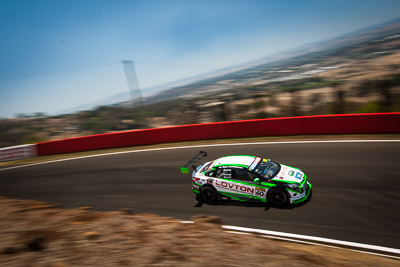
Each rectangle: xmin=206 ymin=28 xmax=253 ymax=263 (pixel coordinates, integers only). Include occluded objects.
xmin=255 ymin=187 xmax=265 ymax=192
xmin=215 ymin=180 xmax=255 ymax=194
xmin=295 ymin=172 xmax=303 ymax=180
xmin=277 ymin=166 xmax=288 ymax=179
xmin=249 ymin=157 xmax=262 ymax=171
xmin=288 ymin=170 xmax=295 ymax=176
xmin=222 ymin=169 xmax=232 ymax=179
xmin=221 ymin=165 xmax=243 ymax=169
xmin=255 ymin=190 xmax=265 ymax=197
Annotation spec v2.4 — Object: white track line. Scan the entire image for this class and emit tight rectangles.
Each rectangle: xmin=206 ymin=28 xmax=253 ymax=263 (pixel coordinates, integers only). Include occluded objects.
xmin=179 ymin=220 xmax=400 ymax=259
xmin=258 ymin=234 xmax=400 ymax=260
xmin=222 ymin=225 xmax=400 ymax=257
xmin=1 ymin=139 xmax=399 ymax=171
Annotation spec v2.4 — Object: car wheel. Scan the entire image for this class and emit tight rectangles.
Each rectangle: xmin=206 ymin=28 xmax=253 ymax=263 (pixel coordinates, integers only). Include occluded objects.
xmin=267 ymin=187 xmax=288 ymax=206
xmin=200 ymin=186 xmax=218 ymax=202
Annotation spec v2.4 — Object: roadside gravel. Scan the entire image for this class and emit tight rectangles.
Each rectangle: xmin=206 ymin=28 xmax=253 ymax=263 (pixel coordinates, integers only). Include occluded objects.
xmin=0 ymin=197 xmax=397 ymax=266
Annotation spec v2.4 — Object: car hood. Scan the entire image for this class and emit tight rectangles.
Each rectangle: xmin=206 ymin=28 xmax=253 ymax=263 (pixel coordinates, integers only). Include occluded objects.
xmin=271 ymin=164 xmax=305 ymax=183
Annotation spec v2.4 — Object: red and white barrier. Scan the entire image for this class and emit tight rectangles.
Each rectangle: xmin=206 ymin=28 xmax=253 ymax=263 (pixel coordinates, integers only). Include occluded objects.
xmin=0 ymin=144 xmax=37 ymax=162
xmin=35 ymin=113 xmax=400 ymax=157
xmin=1 ymin=113 xmax=399 ymax=160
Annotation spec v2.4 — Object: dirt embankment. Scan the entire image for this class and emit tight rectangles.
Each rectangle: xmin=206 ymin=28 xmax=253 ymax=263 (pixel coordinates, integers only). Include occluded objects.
xmin=0 ymin=197 xmax=397 ymax=266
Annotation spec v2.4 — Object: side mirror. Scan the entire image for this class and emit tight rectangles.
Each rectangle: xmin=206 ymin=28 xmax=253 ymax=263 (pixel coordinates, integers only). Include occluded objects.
xmin=253 ymin=178 xmax=260 ymax=183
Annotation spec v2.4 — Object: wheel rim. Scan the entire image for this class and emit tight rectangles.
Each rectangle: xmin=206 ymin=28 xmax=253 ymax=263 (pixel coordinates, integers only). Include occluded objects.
xmin=269 ymin=189 xmax=286 ymax=205
xmin=202 ymin=187 xmax=215 ymax=201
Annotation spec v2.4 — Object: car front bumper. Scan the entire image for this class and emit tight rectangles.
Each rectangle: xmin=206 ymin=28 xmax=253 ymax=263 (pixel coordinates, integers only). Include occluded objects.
xmin=290 ymin=181 xmax=312 ymax=204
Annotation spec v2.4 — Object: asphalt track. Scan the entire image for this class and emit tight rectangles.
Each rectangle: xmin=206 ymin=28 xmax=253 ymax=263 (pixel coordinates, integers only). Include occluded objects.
xmin=0 ymin=141 xmax=399 ymax=249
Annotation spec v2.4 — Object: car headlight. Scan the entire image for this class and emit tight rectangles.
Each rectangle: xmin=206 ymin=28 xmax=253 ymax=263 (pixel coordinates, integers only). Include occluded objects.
xmin=287 ymin=183 xmax=302 ymax=191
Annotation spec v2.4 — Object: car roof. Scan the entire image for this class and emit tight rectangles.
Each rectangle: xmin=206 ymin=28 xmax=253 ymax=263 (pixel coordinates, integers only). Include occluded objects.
xmin=211 ymin=155 xmax=258 ymax=168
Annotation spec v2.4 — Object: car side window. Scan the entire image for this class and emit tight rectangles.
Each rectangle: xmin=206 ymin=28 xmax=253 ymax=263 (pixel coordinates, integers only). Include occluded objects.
xmin=216 ymin=168 xmax=233 ymax=179
xmin=204 ymin=170 xmax=216 ymax=177
xmin=234 ymin=169 xmax=254 ymax=182
xmin=248 ymin=172 xmax=257 ymax=181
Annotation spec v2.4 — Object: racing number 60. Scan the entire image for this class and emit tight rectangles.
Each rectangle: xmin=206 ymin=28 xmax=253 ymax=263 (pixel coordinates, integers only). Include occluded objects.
xmin=255 ymin=190 xmax=265 ymax=197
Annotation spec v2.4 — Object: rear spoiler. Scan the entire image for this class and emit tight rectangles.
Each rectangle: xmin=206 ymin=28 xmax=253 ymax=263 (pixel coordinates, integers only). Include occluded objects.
xmin=180 ymin=151 xmax=207 ymax=174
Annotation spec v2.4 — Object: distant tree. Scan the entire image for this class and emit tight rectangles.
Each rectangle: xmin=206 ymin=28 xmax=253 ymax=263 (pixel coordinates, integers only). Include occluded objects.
xmin=214 ymin=102 xmax=227 ymax=122
xmin=290 ymin=88 xmax=300 ymax=116
xmin=251 ymin=93 xmax=267 ymax=119
xmin=390 ymin=73 xmax=400 ymax=86
xmin=180 ymin=100 xmax=199 ymax=124
xmin=332 ymin=82 xmax=345 ymax=114
xmin=376 ymin=79 xmax=393 ymax=112
xmin=356 ymin=80 xmax=375 ymax=97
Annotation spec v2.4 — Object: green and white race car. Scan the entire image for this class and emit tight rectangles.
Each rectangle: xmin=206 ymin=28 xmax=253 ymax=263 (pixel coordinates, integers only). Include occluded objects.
xmin=181 ymin=151 xmax=312 ymax=206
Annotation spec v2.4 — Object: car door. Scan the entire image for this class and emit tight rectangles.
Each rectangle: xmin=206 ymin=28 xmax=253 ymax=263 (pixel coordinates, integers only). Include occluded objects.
xmin=211 ymin=167 xmax=249 ymax=196
xmin=232 ymin=168 xmax=258 ymax=199
xmin=211 ymin=167 xmax=237 ymax=195
xmin=211 ymin=167 xmax=263 ymax=200
xmin=234 ymin=169 xmax=266 ymax=200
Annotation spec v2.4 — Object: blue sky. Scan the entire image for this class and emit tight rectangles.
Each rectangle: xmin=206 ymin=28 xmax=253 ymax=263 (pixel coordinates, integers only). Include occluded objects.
xmin=0 ymin=0 xmax=399 ymax=118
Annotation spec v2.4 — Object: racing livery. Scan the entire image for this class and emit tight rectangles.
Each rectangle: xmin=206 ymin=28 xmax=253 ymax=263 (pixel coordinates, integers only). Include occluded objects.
xmin=181 ymin=151 xmax=312 ymax=206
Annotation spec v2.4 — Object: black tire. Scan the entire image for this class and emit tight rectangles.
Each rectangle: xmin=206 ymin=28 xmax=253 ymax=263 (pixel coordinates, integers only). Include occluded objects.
xmin=267 ymin=187 xmax=289 ymax=206
xmin=200 ymin=186 xmax=218 ymax=203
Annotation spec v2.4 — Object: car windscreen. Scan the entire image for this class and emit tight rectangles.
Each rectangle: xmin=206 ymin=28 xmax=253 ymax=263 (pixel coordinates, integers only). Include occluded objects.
xmin=254 ymin=160 xmax=281 ymax=179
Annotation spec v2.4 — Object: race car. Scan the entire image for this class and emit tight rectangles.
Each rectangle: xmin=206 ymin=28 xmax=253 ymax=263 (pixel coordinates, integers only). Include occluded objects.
xmin=181 ymin=151 xmax=312 ymax=206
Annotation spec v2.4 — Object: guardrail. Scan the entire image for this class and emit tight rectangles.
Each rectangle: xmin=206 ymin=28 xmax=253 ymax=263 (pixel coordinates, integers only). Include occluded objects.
xmin=0 ymin=144 xmax=37 ymax=162
xmin=35 ymin=113 xmax=400 ymax=157
xmin=1 ymin=112 xmax=399 ymax=161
